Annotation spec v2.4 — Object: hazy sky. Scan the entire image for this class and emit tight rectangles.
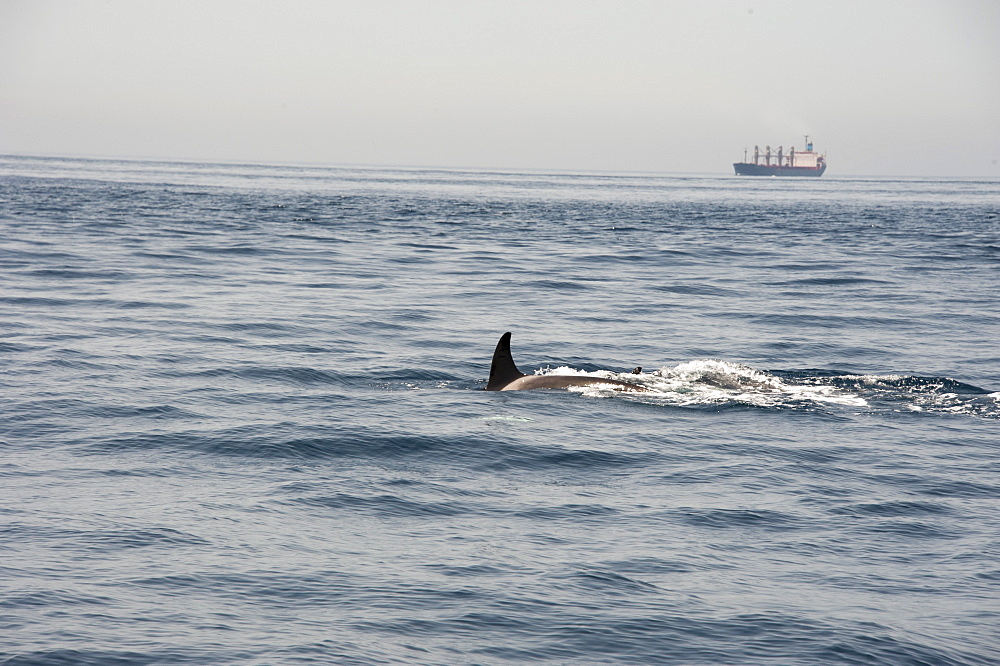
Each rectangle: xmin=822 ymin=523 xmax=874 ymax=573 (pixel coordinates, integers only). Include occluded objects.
xmin=2 ymin=1 xmax=998 ymax=176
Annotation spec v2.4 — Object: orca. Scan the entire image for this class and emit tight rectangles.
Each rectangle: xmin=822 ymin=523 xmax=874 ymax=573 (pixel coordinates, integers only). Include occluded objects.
xmin=485 ymin=332 xmax=650 ymax=392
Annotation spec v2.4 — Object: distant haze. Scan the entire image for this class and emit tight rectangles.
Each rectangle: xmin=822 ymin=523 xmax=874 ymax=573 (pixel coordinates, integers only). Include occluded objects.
xmin=2 ymin=0 xmax=998 ymax=176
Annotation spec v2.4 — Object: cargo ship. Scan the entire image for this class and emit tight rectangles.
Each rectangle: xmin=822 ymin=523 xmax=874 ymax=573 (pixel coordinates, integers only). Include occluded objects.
xmin=733 ymin=136 xmax=826 ymax=177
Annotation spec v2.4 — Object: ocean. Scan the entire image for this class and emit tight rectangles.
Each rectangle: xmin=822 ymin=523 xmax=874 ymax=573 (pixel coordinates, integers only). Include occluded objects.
xmin=1 ymin=155 xmax=998 ymax=665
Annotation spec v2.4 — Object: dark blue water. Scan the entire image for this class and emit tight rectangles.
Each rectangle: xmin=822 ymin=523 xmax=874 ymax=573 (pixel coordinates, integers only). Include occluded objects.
xmin=2 ymin=155 xmax=999 ymax=665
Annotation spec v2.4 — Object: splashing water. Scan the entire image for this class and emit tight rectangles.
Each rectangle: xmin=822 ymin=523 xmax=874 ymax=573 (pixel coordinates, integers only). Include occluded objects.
xmin=544 ymin=360 xmax=997 ymax=416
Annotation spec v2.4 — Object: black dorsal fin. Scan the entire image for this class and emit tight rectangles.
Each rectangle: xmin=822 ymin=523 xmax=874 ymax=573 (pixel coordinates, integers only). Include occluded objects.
xmin=486 ymin=332 xmax=525 ymax=390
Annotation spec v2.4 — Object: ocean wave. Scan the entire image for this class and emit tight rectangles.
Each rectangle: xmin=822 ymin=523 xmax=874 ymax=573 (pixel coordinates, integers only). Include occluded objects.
xmin=289 ymin=492 xmax=474 ymax=518
xmin=1 ymin=523 xmax=208 ymax=551
xmin=78 ymin=428 xmax=657 ymax=475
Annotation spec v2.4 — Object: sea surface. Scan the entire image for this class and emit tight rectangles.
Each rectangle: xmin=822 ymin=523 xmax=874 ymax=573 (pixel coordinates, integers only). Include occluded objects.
xmin=1 ymin=155 xmax=999 ymax=665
